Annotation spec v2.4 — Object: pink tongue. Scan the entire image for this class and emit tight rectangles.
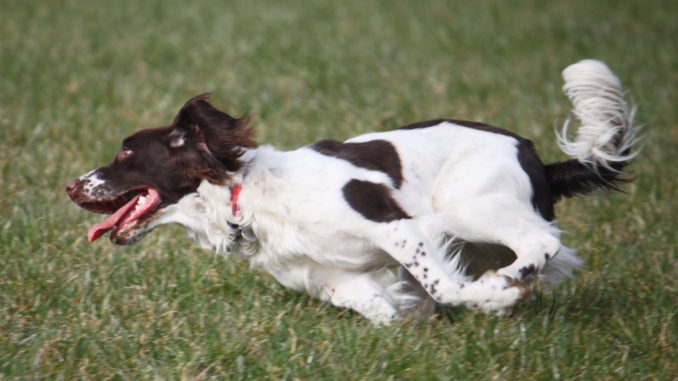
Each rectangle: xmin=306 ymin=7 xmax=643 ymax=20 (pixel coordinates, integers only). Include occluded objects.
xmin=88 ymin=194 xmax=142 ymax=242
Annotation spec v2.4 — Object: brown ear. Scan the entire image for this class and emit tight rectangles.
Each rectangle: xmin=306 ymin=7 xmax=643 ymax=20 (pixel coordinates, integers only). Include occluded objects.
xmin=171 ymin=93 xmax=255 ymax=171
xmin=169 ymin=125 xmax=210 ymax=153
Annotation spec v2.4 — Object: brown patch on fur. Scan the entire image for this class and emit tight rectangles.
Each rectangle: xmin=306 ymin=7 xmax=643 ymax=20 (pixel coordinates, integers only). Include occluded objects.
xmin=342 ymin=179 xmax=410 ymax=222
xmin=311 ymin=139 xmax=403 ymax=188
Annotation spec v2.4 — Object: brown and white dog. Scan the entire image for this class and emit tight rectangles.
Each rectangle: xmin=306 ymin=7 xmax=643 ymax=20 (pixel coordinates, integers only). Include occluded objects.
xmin=67 ymin=60 xmax=640 ymax=324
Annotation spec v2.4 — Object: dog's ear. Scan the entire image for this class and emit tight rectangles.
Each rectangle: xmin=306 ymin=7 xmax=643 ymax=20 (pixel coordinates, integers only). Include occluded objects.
xmin=170 ymin=93 xmax=255 ymax=171
xmin=169 ymin=124 xmax=209 ymax=152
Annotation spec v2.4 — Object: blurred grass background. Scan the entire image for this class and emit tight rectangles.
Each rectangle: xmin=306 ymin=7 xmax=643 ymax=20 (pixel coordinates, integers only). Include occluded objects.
xmin=1 ymin=0 xmax=676 ymax=379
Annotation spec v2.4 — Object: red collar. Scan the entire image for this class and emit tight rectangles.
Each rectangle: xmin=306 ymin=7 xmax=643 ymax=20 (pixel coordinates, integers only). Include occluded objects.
xmin=230 ymin=184 xmax=242 ymax=216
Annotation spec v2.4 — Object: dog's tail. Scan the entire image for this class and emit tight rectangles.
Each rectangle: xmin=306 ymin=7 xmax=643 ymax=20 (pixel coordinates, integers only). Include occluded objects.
xmin=545 ymin=59 xmax=642 ymax=202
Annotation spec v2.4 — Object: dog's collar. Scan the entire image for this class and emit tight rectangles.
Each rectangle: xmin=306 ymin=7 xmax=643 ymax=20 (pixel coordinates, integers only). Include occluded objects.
xmin=228 ymin=183 xmax=256 ymax=243
xmin=230 ymin=184 xmax=242 ymax=216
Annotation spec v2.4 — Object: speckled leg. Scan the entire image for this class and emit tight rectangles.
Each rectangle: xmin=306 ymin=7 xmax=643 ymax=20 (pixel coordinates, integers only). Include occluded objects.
xmin=376 ymin=220 xmax=527 ymax=313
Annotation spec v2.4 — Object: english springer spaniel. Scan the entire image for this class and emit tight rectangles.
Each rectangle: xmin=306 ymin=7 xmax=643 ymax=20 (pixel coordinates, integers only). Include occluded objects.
xmin=67 ymin=60 xmax=641 ymax=324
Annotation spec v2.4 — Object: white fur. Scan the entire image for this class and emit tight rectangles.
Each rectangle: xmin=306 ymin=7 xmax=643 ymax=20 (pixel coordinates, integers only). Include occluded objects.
xmin=80 ymin=169 xmax=106 ymax=194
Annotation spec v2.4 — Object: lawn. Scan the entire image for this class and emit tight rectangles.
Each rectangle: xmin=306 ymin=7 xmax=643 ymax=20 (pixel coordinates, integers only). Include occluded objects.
xmin=1 ymin=0 xmax=676 ymax=379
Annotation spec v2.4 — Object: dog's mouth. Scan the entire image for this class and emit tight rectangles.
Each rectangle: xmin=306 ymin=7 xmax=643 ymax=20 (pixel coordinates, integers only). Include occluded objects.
xmin=82 ymin=186 xmax=161 ymax=242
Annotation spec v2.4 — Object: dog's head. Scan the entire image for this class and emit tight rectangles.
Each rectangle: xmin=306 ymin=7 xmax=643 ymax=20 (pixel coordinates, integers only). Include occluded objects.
xmin=66 ymin=94 xmax=254 ymax=245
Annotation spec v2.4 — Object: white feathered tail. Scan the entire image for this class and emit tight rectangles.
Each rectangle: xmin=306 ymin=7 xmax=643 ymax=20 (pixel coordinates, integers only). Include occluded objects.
xmin=557 ymin=59 xmax=641 ymax=170
xmin=546 ymin=60 xmax=642 ymax=200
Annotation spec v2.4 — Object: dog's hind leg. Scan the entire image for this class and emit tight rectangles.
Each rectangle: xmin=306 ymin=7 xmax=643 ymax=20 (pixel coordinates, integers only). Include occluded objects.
xmin=374 ymin=219 xmax=528 ymax=313
xmin=439 ymin=193 xmax=566 ymax=281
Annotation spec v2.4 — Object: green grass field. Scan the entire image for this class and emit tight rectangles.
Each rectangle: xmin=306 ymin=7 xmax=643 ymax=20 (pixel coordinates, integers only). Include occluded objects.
xmin=1 ymin=0 xmax=676 ymax=379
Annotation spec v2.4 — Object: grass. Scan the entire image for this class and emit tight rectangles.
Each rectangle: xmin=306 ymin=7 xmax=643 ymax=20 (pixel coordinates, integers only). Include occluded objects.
xmin=1 ymin=0 xmax=676 ymax=379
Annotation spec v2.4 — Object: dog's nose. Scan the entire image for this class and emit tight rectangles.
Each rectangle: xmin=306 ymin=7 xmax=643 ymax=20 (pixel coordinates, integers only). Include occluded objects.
xmin=66 ymin=178 xmax=80 ymax=196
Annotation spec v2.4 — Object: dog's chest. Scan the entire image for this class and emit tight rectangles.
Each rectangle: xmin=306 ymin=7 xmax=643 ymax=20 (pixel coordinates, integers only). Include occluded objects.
xmin=244 ymin=218 xmax=394 ymax=292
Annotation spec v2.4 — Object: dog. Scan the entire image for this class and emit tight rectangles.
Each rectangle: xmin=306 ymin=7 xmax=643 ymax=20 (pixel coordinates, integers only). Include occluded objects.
xmin=67 ymin=60 xmax=641 ymax=324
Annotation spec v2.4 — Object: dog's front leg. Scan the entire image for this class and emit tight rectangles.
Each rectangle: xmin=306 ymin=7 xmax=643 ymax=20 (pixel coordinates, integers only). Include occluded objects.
xmin=316 ymin=271 xmax=400 ymax=325
xmin=375 ymin=219 xmax=527 ymax=313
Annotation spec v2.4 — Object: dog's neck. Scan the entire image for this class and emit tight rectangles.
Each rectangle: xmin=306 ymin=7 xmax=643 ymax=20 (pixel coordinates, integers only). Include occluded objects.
xmin=155 ymin=145 xmax=294 ymax=257
xmin=152 ymin=152 xmax=256 ymax=255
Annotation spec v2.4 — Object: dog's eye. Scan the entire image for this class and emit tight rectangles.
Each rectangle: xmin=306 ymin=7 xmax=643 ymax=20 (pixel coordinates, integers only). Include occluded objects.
xmin=116 ymin=147 xmax=133 ymax=161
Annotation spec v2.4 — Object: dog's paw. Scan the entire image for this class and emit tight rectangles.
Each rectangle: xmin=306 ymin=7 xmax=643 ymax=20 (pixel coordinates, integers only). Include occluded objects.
xmin=362 ymin=303 xmax=398 ymax=326
xmin=497 ymin=260 xmax=542 ymax=280
xmin=463 ymin=272 xmax=529 ymax=313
